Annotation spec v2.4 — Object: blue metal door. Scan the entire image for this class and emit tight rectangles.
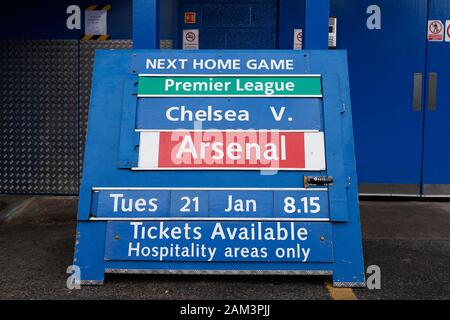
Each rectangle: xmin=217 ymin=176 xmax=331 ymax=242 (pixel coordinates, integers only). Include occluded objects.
xmin=330 ymin=0 xmax=428 ymax=196
xmin=178 ymin=0 xmax=278 ymax=49
xmin=422 ymin=0 xmax=450 ymax=196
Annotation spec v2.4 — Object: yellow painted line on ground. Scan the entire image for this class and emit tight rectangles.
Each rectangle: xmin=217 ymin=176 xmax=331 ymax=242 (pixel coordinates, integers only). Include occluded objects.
xmin=325 ymin=280 xmax=358 ymax=300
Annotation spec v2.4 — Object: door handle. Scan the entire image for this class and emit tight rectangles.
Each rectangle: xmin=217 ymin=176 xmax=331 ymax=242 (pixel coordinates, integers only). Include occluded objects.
xmin=413 ymin=73 xmax=423 ymax=112
xmin=428 ymin=72 xmax=438 ymax=112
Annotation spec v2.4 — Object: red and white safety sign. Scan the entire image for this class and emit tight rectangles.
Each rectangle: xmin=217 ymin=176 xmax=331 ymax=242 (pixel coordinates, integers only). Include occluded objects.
xmin=293 ymin=29 xmax=303 ymax=50
xmin=428 ymin=20 xmax=444 ymax=42
xmin=136 ymin=131 xmax=326 ymax=171
xmin=182 ymin=29 xmax=199 ymax=50
xmin=446 ymin=20 xmax=450 ymax=42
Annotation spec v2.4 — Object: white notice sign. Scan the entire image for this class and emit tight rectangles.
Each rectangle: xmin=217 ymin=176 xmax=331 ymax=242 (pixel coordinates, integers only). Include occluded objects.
xmin=85 ymin=10 xmax=107 ymax=35
xmin=293 ymin=29 xmax=303 ymax=50
xmin=183 ymin=29 xmax=199 ymax=50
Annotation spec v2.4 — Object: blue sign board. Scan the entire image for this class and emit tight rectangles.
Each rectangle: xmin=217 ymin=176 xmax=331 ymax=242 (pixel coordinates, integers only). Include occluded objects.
xmin=136 ymin=98 xmax=323 ymax=131
xmin=74 ymin=50 xmax=365 ymax=287
xmin=130 ymin=52 xmax=308 ymax=75
xmin=104 ymin=222 xmax=333 ymax=262
xmin=92 ymin=188 xmax=329 ymax=220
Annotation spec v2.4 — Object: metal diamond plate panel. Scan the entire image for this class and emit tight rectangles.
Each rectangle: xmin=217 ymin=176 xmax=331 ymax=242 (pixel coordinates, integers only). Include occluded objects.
xmin=79 ymin=40 xmax=132 ymax=184
xmin=0 ymin=40 xmax=78 ymax=194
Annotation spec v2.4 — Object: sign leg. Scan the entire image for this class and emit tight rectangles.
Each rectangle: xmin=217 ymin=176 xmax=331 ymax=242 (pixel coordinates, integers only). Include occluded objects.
xmin=74 ymin=222 xmax=107 ymax=285
xmin=331 ymin=222 xmax=366 ymax=287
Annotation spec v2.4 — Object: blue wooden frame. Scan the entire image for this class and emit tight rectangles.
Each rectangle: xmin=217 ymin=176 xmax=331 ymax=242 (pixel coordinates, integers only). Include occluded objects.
xmin=74 ymin=49 xmax=365 ymax=287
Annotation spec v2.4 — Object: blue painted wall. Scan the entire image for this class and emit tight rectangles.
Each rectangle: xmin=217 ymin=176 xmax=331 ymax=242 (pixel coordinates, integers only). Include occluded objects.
xmin=278 ymin=0 xmax=306 ymax=49
xmin=160 ymin=0 xmax=179 ymax=41
xmin=178 ymin=0 xmax=278 ymax=49
xmin=0 ymin=0 xmax=132 ymax=39
xmin=0 ymin=0 xmax=297 ymax=48
xmin=0 ymin=0 xmax=174 ymax=41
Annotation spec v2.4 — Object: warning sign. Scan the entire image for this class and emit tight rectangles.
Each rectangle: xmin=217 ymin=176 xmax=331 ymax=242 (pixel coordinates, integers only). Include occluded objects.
xmin=293 ymin=29 xmax=303 ymax=50
xmin=184 ymin=12 xmax=196 ymax=24
xmin=446 ymin=20 xmax=450 ymax=42
xmin=182 ymin=29 xmax=199 ymax=50
xmin=428 ymin=20 xmax=444 ymax=42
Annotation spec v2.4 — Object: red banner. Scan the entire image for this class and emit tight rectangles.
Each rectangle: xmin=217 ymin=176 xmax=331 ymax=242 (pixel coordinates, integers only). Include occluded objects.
xmin=137 ymin=131 xmax=325 ymax=171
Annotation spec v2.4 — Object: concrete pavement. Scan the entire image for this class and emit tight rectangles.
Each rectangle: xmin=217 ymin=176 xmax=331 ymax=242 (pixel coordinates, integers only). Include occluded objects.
xmin=0 ymin=196 xmax=449 ymax=300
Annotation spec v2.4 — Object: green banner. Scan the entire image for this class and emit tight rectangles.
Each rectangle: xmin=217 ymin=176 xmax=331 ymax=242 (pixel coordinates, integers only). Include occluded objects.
xmin=138 ymin=76 xmax=322 ymax=97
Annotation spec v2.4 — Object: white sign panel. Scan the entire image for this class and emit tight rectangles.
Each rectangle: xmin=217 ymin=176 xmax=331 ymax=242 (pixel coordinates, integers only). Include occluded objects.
xmin=428 ymin=20 xmax=444 ymax=42
xmin=293 ymin=29 xmax=303 ymax=50
xmin=328 ymin=17 xmax=337 ymax=48
xmin=446 ymin=20 xmax=450 ymax=42
xmin=183 ymin=29 xmax=199 ymax=50
xmin=85 ymin=10 xmax=107 ymax=35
